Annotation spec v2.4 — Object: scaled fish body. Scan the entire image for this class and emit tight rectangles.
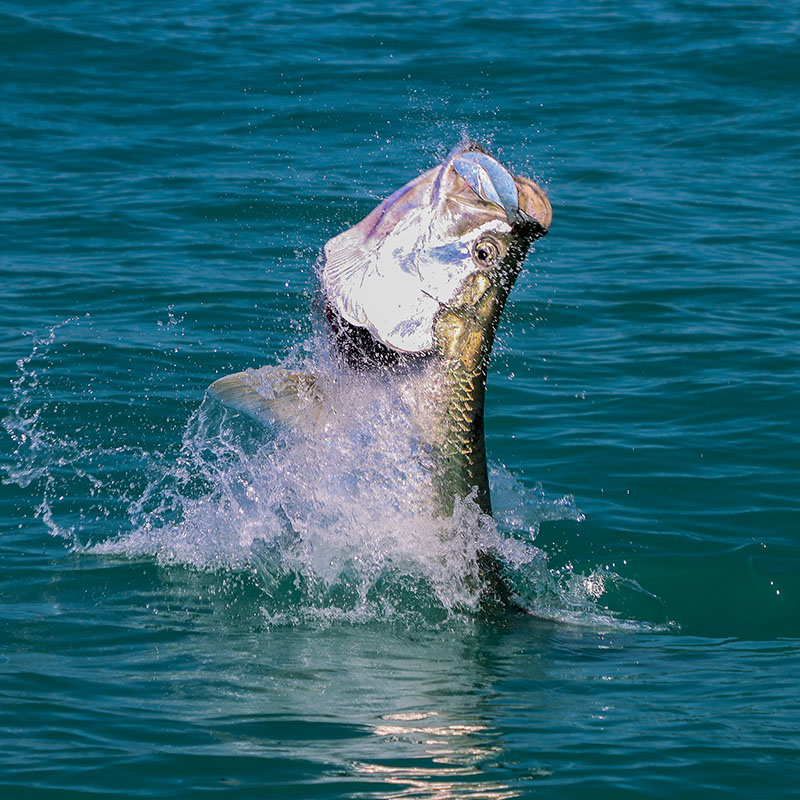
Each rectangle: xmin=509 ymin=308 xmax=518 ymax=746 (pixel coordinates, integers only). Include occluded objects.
xmin=209 ymin=141 xmax=551 ymax=597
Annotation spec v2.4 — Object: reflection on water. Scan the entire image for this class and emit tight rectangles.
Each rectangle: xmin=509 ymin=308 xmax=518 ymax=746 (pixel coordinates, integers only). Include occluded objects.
xmin=167 ymin=615 xmax=564 ymax=799
xmin=357 ymin=711 xmax=518 ymax=800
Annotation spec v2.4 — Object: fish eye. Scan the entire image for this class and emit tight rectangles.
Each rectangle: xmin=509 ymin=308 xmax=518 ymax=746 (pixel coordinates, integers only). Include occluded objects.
xmin=472 ymin=237 xmax=501 ymax=267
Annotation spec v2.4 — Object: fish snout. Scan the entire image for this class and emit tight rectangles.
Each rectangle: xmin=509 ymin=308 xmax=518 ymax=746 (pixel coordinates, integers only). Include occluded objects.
xmin=512 ymin=175 xmax=552 ymax=240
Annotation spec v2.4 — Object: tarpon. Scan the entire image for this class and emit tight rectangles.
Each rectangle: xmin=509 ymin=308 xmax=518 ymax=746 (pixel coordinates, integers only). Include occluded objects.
xmin=209 ymin=140 xmax=551 ymax=604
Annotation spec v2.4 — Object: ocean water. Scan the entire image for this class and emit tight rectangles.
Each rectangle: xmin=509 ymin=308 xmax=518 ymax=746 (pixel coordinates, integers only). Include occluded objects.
xmin=2 ymin=0 xmax=799 ymax=796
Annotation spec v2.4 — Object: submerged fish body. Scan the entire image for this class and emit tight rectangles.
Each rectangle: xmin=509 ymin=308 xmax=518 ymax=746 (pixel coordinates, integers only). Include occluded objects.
xmin=209 ymin=141 xmax=551 ymax=601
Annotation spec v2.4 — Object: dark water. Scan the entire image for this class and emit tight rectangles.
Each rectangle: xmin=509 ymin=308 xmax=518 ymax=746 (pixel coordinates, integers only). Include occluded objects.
xmin=2 ymin=1 xmax=799 ymax=796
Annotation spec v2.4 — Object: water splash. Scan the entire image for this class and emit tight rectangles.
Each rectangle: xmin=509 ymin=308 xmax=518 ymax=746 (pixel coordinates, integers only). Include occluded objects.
xmin=3 ymin=320 xmax=672 ymax=631
xmin=4 ymin=317 xmax=82 ymax=489
xmin=2 ymin=316 xmax=155 ymax=546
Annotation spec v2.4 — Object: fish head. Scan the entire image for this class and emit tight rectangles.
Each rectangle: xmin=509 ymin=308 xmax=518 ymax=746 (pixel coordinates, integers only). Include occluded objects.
xmin=322 ymin=141 xmax=552 ymax=355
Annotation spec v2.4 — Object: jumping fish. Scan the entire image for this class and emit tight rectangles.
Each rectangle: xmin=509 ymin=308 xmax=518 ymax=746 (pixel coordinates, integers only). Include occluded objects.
xmin=209 ymin=140 xmax=552 ymax=603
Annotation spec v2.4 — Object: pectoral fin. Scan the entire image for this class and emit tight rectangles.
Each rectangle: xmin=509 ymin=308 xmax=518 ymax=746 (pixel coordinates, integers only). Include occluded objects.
xmin=208 ymin=367 xmax=327 ymax=430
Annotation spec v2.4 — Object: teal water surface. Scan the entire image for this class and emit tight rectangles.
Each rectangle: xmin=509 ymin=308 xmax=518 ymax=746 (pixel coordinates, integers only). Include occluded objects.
xmin=2 ymin=1 xmax=799 ymax=797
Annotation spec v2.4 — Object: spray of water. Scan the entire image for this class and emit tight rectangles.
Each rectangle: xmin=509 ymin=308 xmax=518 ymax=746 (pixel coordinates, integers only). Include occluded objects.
xmin=3 ymin=319 xmax=671 ymax=630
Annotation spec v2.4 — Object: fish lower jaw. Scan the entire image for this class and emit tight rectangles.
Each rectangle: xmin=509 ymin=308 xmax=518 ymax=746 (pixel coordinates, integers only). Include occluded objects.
xmin=443 ymin=271 xmax=493 ymax=312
